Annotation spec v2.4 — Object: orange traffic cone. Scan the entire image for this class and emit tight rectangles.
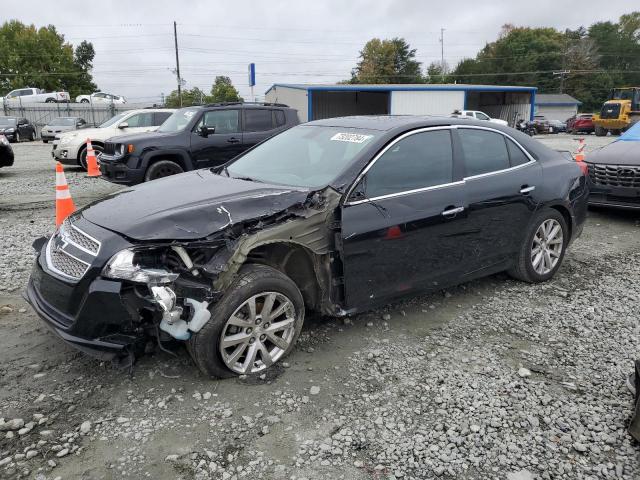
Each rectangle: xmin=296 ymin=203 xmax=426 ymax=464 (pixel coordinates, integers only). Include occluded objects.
xmin=86 ymin=139 xmax=101 ymax=177
xmin=574 ymin=138 xmax=586 ymax=162
xmin=55 ymin=162 xmax=76 ymax=227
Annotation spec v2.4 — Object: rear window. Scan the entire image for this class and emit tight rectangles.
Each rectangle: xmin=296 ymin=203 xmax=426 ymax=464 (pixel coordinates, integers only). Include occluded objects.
xmin=274 ymin=110 xmax=286 ymax=127
xmin=244 ymin=109 xmax=273 ymax=132
xmin=506 ymin=138 xmax=530 ymax=167
xmin=459 ymin=129 xmax=510 ymax=176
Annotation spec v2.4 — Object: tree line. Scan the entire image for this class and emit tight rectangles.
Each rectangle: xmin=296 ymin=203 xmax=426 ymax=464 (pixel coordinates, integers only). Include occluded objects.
xmin=349 ymin=12 xmax=640 ymax=111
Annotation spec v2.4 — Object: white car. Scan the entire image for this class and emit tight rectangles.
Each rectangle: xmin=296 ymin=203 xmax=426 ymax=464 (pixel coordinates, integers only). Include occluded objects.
xmin=0 ymin=87 xmax=70 ymax=105
xmin=52 ymin=109 xmax=174 ymax=170
xmin=75 ymin=92 xmax=127 ymax=104
xmin=459 ymin=110 xmax=509 ymax=126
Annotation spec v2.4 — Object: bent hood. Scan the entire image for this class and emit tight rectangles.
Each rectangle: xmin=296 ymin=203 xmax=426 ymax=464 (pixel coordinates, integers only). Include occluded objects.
xmin=81 ymin=169 xmax=310 ymax=241
xmin=587 ymin=140 xmax=640 ymax=166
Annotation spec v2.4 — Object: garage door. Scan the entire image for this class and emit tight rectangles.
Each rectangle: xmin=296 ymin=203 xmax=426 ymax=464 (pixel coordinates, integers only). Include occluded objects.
xmin=391 ymin=91 xmax=464 ymax=116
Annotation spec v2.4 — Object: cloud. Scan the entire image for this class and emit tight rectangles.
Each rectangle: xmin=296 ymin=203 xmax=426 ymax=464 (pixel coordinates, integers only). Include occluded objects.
xmin=2 ymin=0 xmax=635 ymax=103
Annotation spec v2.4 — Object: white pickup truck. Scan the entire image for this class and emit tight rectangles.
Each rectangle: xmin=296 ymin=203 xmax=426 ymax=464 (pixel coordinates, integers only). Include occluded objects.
xmin=0 ymin=87 xmax=70 ymax=105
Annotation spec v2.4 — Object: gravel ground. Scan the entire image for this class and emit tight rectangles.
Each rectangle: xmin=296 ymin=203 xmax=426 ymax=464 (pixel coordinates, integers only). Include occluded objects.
xmin=0 ymin=135 xmax=639 ymax=480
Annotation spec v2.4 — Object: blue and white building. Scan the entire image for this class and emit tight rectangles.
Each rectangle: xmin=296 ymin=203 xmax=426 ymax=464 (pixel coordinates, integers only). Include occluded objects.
xmin=265 ymin=83 xmax=537 ymax=125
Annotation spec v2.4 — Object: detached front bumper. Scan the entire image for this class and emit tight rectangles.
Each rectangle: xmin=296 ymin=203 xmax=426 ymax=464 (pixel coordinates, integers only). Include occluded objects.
xmin=25 ymin=260 xmax=138 ymax=360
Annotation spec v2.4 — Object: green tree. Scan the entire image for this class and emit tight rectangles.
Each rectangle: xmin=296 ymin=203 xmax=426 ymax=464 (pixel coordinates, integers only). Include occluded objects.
xmin=164 ymin=87 xmax=209 ymax=108
xmin=0 ymin=20 xmax=96 ymax=98
xmin=209 ymin=76 xmax=242 ymax=103
xmin=351 ymin=38 xmax=423 ymax=84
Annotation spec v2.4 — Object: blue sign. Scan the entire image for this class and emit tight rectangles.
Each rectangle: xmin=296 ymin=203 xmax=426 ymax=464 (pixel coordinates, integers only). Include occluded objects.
xmin=248 ymin=63 xmax=256 ymax=87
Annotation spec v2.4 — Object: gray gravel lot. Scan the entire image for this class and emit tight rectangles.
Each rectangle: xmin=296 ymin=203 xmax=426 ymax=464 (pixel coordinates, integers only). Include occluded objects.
xmin=0 ymin=135 xmax=639 ymax=479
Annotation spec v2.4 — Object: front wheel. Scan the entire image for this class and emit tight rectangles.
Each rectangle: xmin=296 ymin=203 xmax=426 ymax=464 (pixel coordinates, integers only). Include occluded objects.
xmin=15 ymin=132 xmax=20 ymax=143
xmin=594 ymin=126 xmax=607 ymax=137
xmin=79 ymin=144 xmax=103 ymax=170
xmin=30 ymin=130 xmax=36 ymax=141
xmin=45 ymin=98 xmax=56 ymax=103
xmin=144 ymin=160 xmax=184 ymax=181
xmin=189 ymin=264 xmax=305 ymax=378
xmin=80 ymin=99 xmax=90 ymax=104
xmin=508 ymin=209 xmax=568 ymax=283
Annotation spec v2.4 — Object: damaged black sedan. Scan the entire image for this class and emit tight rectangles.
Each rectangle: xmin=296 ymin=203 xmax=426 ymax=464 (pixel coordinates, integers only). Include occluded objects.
xmin=26 ymin=116 xmax=588 ymax=378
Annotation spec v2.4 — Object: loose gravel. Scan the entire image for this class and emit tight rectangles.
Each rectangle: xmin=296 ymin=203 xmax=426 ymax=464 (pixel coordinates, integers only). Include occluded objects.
xmin=0 ymin=138 xmax=638 ymax=479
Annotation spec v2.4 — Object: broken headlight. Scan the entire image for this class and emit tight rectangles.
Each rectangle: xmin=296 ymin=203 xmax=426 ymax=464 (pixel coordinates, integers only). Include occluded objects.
xmin=102 ymin=248 xmax=178 ymax=285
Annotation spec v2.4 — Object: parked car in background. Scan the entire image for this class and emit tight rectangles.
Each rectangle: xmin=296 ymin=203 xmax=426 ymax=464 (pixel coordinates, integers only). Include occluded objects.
xmin=0 ymin=135 xmax=14 ymax=168
xmin=99 ymin=102 xmax=298 ymax=185
xmin=566 ymin=113 xmax=595 ymax=134
xmin=41 ymin=117 xmax=89 ymax=143
xmin=76 ymin=92 xmax=126 ymax=104
xmin=456 ymin=110 xmax=509 ymax=126
xmin=0 ymin=87 xmax=70 ymax=105
xmin=26 ymin=115 xmax=588 ymax=377
xmin=0 ymin=116 xmax=37 ymax=142
xmin=586 ymin=121 xmax=640 ymax=210
xmin=53 ymin=109 xmax=174 ymax=170
xmin=548 ymin=119 xmax=567 ymax=134
xmin=531 ymin=115 xmax=551 ymax=134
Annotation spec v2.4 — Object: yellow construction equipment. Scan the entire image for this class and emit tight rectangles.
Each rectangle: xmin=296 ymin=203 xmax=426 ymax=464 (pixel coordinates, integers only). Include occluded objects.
xmin=592 ymin=87 xmax=640 ymax=136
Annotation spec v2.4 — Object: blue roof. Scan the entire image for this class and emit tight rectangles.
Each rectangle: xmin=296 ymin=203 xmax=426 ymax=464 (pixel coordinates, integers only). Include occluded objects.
xmin=265 ymin=83 xmax=537 ymax=95
xmin=619 ymin=121 xmax=640 ymax=141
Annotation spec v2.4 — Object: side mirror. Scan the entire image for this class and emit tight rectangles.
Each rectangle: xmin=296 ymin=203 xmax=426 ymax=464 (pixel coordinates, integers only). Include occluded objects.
xmin=199 ymin=125 xmax=216 ymax=137
xmin=118 ymin=122 xmax=129 ymax=129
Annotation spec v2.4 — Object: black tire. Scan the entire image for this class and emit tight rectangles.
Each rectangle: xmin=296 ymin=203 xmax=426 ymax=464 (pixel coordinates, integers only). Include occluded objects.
xmin=144 ymin=160 xmax=184 ymax=182
xmin=81 ymin=99 xmax=90 ymax=104
xmin=611 ymin=129 xmax=622 ymax=136
xmin=45 ymin=98 xmax=56 ymax=103
xmin=189 ymin=264 xmax=305 ymax=378
xmin=43 ymin=139 xmax=49 ymax=144
xmin=30 ymin=130 xmax=36 ymax=141
xmin=508 ymin=208 xmax=568 ymax=283
xmin=15 ymin=132 xmax=20 ymax=143
xmin=78 ymin=144 xmax=103 ymax=171
xmin=594 ymin=126 xmax=607 ymax=137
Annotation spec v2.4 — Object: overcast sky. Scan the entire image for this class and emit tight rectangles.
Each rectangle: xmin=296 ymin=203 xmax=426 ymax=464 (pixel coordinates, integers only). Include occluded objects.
xmin=2 ymin=0 xmax=636 ymax=103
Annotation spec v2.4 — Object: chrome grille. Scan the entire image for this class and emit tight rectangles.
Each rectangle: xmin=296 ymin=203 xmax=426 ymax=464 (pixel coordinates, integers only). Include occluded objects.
xmin=588 ymin=164 xmax=640 ymax=188
xmin=48 ymin=245 xmax=90 ymax=280
xmin=60 ymin=219 xmax=100 ymax=254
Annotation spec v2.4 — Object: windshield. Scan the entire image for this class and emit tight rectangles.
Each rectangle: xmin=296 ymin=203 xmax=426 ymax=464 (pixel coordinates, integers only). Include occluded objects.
xmin=227 ymin=125 xmax=379 ymax=188
xmin=0 ymin=117 xmax=17 ymax=126
xmin=99 ymin=113 xmax=127 ymax=128
xmin=49 ymin=117 xmax=76 ymax=126
xmin=157 ymin=107 xmax=199 ymax=133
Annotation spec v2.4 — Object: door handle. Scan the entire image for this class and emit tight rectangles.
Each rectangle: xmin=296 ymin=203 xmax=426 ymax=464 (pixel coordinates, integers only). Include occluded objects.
xmin=227 ymin=137 xmax=240 ymax=144
xmin=520 ymin=185 xmax=536 ymax=194
xmin=442 ymin=206 xmax=464 ymax=217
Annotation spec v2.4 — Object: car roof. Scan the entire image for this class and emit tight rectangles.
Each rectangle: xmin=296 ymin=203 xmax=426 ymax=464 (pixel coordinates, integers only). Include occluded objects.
xmin=305 ymin=115 xmax=496 ymax=132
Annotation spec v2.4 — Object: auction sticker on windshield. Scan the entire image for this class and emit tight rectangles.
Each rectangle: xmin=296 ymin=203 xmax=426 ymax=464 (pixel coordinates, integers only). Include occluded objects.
xmin=330 ymin=132 xmax=373 ymax=143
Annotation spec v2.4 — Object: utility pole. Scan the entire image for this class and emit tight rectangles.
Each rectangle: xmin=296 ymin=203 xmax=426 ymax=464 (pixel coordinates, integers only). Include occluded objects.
xmin=439 ymin=28 xmax=446 ymax=82
xmin=173 ymin=21 xmax=182 ymax=107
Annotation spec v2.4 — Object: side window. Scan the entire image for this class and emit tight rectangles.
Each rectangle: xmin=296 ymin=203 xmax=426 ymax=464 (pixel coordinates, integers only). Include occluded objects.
xmin=153 ymin=112 xmax=172 ymax=126
xmin=125 ymin=113 xmax=154 ymax=128
xmin=506 ymin=138 xmax=530 ymax=167
xmin=459 ymin=129 xmax=510 ymax=177
xmin=364 ymin=130 xmax=453 ymax=198
xmin=274 ymin=110 xmax=286 ymax=127
xmin=244 ymin=109 xmax=273 ymax=132
xmin=200 ymin=110 xmax=240 ymax=134
xmin=476 ymin=112 xmax=490 ymax=121
xmin=465 ymin=112 xmax=474 ymax=117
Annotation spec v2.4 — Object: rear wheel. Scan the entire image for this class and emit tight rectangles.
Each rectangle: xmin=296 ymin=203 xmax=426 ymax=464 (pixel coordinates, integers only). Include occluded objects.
xmin=30 ymin=130 xmax=36 ymax=141
xmin=144 ymin=160 xmax=184 ymax=182
xmin=189 ymin=264 xmax=305 ymax=378
xmin=594 ymin=126 xmax=607 ymax=137
xmin=81 ymin=99 xmax=90 ymax=104
xmin=45 ymin=98 xmax=56 ymax=103
xmin=508 ymin=208 xmax=568 ymax=283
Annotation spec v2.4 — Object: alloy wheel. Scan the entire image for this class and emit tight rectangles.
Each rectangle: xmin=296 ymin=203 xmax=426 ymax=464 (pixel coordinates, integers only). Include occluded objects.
xmin=151 ymin=164 xmax=182 ymax=179
xmin=219 ymin=292 xmax=297 ymax=374
xmin=531 ymin=219 xmax=563 ymax=275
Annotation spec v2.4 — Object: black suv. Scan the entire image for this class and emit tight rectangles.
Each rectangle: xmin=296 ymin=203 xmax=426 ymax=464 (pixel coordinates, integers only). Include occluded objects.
xmin=99 ymin=102 xmax=299 ymax=185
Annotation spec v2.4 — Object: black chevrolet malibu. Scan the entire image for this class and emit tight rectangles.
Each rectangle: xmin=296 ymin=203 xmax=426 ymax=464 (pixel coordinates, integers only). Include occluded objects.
xmin=26 ymin=116 xmax=589 ymax=378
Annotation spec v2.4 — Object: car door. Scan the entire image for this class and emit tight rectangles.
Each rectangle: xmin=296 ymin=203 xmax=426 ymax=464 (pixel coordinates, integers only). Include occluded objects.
xmin=242 ymin=108 xmax=278 ymax=149
xmin=190 ymin=109 xmax=244 ymax=168
xmin=456 ymin=126 xmax=542 ymax=272
xmin=18 ymin=118 xmax=30 ymax=137
xmin=120 ymin=112 xmax=156 ymax=134
xmin=341 ymin=127 xmax=469 ymax=309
